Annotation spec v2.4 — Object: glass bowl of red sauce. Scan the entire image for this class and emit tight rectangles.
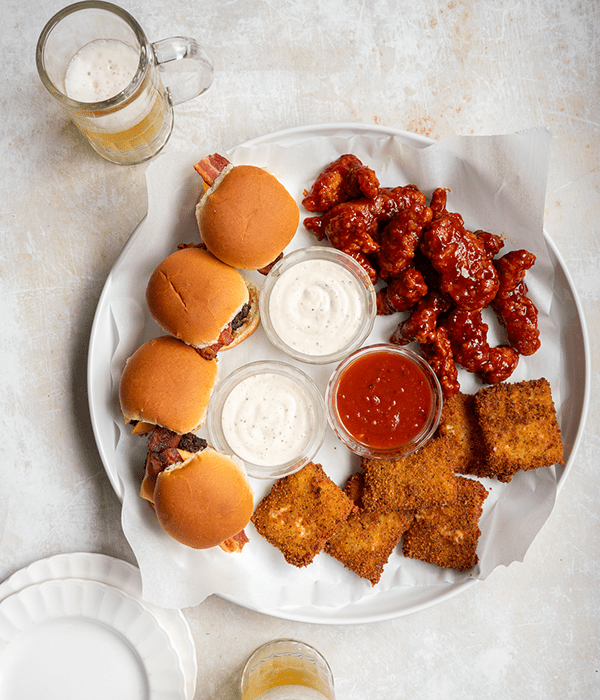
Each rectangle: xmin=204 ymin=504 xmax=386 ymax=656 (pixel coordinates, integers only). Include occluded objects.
xmin=325 ymin=344 xmax=443 ymax=459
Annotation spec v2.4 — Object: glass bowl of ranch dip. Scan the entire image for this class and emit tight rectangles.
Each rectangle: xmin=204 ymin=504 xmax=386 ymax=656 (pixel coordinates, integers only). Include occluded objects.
xmin=259 ymin=246 xmax=377 ymax=365
xmin=207 ymin=360 xmax=327 ymax=479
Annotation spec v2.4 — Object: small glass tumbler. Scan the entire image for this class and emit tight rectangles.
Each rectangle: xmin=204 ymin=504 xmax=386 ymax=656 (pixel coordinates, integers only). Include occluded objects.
xmin=240 ymin=639 xmax=336 ymax=700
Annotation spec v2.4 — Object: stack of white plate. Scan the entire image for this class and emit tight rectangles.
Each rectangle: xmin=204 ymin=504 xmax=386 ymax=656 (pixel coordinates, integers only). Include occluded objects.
xmin=0 ymin=552 xmax=196 ymax=700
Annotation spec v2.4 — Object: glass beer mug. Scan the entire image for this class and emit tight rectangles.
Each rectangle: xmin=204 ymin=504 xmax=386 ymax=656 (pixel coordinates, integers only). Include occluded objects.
xmin=36 ymin=1 xmax=214 ymax=165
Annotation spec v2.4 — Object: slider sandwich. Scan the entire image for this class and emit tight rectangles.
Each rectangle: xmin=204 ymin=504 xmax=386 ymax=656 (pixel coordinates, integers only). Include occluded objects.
xmin=194 ymin=153 xmax=299 ymax=272
xmin=153 ymin=448 xmax=254 ymax=551
xmin=119 ymin=335 xmax=217 ymax=437
xmin=118 ymin=335 xmax=253 ymax=552
xmin=146 ymin=246 xmax=260 ymax=360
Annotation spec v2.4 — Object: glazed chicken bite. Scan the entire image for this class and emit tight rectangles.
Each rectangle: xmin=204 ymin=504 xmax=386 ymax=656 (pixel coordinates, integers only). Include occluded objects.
xmin=390 ymin=291 xmax=451 ymax=345
xmin=442 ymin=308 xmax=519 ymax=383
xmin=419 ymin=326 xmax=461 ymax=399
xmin=420 ymin=212 xmax=500 ymax=311
xmin=375 ymin=185 xmax=433 ymax=279
xmin=377 ymin=267 xmax=428 ymax=314
xmin=302 ymin=154 xmax=380 ymax=212
xmin=492 ymin=249 xmax=541 ymax=356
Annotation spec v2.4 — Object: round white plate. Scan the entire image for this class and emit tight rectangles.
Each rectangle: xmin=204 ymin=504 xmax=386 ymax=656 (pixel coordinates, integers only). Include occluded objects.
xmin=0 ymin=552 xmax=197 ymax=700
xmin=0 ymin=578 xmax=186 ymax=700
xmin=88 ymin=123 xmax=590 ymax=623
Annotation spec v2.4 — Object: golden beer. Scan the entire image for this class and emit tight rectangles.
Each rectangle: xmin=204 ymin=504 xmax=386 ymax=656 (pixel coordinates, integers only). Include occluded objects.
xmin=241 ymin=640 xmax=336 ymax=700
xmin=69 ymin=60 xmax=172 ymax=164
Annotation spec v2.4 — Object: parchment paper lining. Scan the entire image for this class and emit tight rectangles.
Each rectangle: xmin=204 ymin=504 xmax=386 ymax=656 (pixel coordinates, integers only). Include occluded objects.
xmin=108 ymin=128 xmax=559 ymax=610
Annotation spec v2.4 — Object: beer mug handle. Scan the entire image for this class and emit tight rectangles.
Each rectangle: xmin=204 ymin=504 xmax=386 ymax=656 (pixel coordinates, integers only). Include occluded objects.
xmin=152 ymin=38 xmax=214 ymax=106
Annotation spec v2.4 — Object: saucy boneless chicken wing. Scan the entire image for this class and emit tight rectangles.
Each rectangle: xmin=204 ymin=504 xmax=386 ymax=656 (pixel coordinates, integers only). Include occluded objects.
xmin=492 ymin=249 xmax=541 ymax=356
xmin=303 ymin=155 xmax=541 ymax=396
xmin=419 ymin=212 xmax=500 ymax=312
xmin=376 ymin=185 xmax=433 ymax=279
xmin=377 ymin=268 xmax=428 ymax=314
xmin=419 ymin=326 xmax=461 ymax=398
xmin=304 ymin=198 xmax=380 ymax=283
xmin=442 ymin=308 xmax=519 ymax=385
xmin=302 ymin=154 xmax=380 ymax=212
xmin=391 ymin=291 xmax=451 ymax=346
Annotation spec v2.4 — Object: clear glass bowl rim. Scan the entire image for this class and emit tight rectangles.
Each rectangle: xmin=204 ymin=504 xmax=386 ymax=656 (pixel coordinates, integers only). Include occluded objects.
xmin=325 ymin=343 xmax=443 ymax=460
xmin=207 ymin=359 xmax=327 ymax=479
xmin=259 ymin=245 xmax=377 ymax=365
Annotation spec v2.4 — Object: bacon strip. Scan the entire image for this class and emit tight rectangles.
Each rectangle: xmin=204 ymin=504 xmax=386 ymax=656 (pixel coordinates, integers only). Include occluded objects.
xmin=141 ymin=427 xmax=208 ymax=502
xmin=193 ymin=153 xmax=231 ymax=186
xmin=219 ymin=530 xmax=250 ymax=553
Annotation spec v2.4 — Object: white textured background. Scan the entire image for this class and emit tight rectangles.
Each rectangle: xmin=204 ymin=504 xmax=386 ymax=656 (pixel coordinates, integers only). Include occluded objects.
xmin=1 ymin=1 xmax=598 ymax=698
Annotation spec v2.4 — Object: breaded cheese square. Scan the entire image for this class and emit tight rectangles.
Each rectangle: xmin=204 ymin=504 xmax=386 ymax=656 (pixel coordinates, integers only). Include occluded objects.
xmin=251 ymin=461 xmax=354 ymax=568
xmin=436 ymin=391 xmax=487 ymax=477
xmin=402 ymin=476 xmax=488 ymax=571
xmin=360 ymin=437 xmax=458 ymax=514
xmin=326 ymin=472 xmax=413 ymax=586
xmin=474 ymin=377 xmax=564 ymax=482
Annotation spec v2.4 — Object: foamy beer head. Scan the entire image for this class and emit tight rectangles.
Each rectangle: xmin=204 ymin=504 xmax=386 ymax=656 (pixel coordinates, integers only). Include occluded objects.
xmin=36 ymin=2 xmax=213 ymax=165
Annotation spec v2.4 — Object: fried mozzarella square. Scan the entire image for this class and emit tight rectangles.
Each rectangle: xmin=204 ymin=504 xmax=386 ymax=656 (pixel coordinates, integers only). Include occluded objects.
xmin=402 ymin=476 xmax=488 ymax=571
xmin=251 ymin=461 xmax=354 ymax=568
xmin=474 ymin=377 xmax=564 ymax=482
xmin=326 ymin=472 xmax=413 ymax=586
xmin=360 ymin=437 xmax=458 ymax=514
xmin=436 ymin=391 xmax=487 ymax=477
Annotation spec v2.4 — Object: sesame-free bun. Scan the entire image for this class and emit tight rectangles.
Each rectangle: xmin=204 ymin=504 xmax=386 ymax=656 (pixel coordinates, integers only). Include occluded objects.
xmin=153 ymin=448 xmax=254 ymax=549
xmin=118 ymin=335 xmax=218 ymax=434
xmin=196 ymin=165 xmax=299 ymax=270
xmin=146 ymin=247 xmax=260 ymax=350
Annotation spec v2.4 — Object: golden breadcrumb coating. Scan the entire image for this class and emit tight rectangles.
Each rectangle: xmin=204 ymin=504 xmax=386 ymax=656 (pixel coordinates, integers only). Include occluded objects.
xmin=402 ymin=476 xmax=488 ymax=571
xmin=474 ymin=377 xmax=564 ymax=482
xmin=251 ymin=462 xmax=354 ymax=568
xmin=436 ymin=391 xmax=487 ymax=477
xmin=360 ymin=437 xmax=458 ymax=514
xmin=326 ymin=472 xmax=413 ymax=585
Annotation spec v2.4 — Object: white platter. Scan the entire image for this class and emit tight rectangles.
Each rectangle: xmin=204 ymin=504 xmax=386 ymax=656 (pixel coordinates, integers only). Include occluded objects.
xmin=0 ymin=578 xmax=186 ymax=700
xmin=88 ymin=124 xmax=590 ymax=623
xmin=0 ymin=552 xmax=197 ymax=699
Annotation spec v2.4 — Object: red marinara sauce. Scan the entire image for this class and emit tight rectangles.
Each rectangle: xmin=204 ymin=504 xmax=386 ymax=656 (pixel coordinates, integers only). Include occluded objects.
xmin=335 ymin=350 xmax=433 ymax=450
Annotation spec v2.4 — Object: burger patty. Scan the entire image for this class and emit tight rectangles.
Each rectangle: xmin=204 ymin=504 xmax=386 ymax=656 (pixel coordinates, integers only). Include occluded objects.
xmin=231 ymin=303 xmax=251 ymax=331
xmin=197 ymin=303 xmax=252 ymax=360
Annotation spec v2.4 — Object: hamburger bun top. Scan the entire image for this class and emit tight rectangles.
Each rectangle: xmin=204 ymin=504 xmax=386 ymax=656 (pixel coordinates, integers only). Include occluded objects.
xmin=146 ymin=247 xmax=250 ymax=348
xmin=153 ymin=448 xmax=254 ymax=549
xmin=196 ymin=165 xmax=299 ymax=270
xmin=119 ymin=335 xmax=218 ymax=434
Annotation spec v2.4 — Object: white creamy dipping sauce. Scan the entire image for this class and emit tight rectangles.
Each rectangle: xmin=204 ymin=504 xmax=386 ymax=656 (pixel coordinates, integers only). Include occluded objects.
xmin=221 ymin=373 xmax=313 ymax=466
xmin=268 ymin=259 xmax=365 ymax=356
